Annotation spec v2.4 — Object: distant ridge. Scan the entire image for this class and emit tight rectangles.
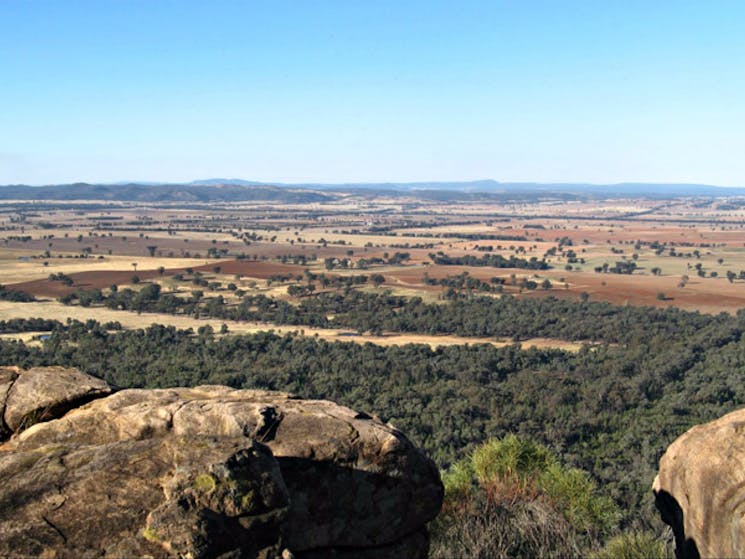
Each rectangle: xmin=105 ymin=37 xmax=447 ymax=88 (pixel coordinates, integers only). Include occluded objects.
xmin=1 ymin=179 xmax=745 ymax=202
xmin=0 ymin=182 xmax=332 ymax=203
xmin=188 ymin=178 xmax=745 ymax=197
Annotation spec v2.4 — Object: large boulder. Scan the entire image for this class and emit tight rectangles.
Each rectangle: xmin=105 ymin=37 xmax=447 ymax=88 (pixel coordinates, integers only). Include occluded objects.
xmin=653 ymin=407 xmax=745 ymax=559
xmin=0 ymin=368 xmax=443 ymax=558
xmin=2 ymin=365 xmax=111 ymax=434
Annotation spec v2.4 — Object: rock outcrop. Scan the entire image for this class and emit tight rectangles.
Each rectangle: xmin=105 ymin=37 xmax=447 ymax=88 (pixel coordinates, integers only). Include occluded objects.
xmin=2 ymin=365 xmax=111 ymax=433
xmin=653 ymin=407 xmax=745 ymax=559
xmin=0 ymin=367 xmax=443 ymax=558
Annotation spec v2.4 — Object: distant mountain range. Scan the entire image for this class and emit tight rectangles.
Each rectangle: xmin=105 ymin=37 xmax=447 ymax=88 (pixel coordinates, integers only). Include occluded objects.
xmin=0 ymin=182 xmax=333 ymax=203
xmin=189 ymin=178 xmax=745 ymax=196
xmin=1 ymin=179 xmax=744 ymax=203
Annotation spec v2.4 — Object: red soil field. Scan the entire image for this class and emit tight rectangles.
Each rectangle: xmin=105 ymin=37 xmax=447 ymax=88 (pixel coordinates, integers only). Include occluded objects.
xmin=387 ymin=265 xmax=745 ymax=314
xmin=6 ymin=260 xmax=304 ymax=298
xmin=198 ymin=260 xmax=303 ymax=278
xmin=8 ymin=269 xmax=168 ymax=298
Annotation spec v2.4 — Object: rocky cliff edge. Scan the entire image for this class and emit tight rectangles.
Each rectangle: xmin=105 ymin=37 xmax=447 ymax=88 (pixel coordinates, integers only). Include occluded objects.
xmin=0 ymin=366 xmax=443 ymax=559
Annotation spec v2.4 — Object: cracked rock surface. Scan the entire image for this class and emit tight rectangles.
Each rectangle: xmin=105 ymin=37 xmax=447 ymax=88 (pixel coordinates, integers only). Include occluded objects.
xmin=0 ymin=368 xmax=443 ymax=558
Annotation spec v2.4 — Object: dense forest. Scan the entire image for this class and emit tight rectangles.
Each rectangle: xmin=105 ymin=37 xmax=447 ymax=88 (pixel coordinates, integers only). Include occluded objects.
xmin=2 ymin=293 xmax=745 ymax=534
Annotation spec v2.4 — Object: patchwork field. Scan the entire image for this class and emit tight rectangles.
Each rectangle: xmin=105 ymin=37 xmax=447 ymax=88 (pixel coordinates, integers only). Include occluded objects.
xmin=4 ymin=194 xmax=745 ymax=346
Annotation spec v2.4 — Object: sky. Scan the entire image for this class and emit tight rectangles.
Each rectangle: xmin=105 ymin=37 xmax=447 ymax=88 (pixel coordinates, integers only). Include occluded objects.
xmin=1 ymin=1 xmax=744 ymax=186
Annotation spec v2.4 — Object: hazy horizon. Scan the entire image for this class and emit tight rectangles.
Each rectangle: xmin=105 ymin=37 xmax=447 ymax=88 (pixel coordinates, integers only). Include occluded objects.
xmin=3 ymin=1 xmax=745 ymax=186
xmin=3 ymin=178 xmax=745 ymax=193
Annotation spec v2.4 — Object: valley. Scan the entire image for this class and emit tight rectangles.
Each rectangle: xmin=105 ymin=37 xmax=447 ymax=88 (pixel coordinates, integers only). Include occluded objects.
xmin=3 ymin=185 xmax=745 ymax=554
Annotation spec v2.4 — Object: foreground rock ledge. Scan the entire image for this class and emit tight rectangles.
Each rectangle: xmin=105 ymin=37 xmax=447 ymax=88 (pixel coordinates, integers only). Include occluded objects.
xmin=0 ymin=367 xmax=443 ymax=559
xmin=653 ymin=407 xmax=745 ymax=559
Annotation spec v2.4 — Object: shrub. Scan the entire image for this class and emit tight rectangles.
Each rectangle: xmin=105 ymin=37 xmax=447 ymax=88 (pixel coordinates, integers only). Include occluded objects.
xmin=594 ymin=531 xmax=672 ymax=559
xmin=539 ymin=463 xmax=620 ymax=536
xmin=472 ymin=435 xmax=553 ymax=487
xmin=431 ymin=436 xmax=621 ymax=557
xmin=441 ymin=459 xmax=474 ymax=507
xmin=430 ymin=496 xmax=581 ymax=559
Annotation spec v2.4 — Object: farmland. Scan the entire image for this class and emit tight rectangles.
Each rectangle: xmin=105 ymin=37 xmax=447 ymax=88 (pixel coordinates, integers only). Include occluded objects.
xmin=4 ymin=193 xmax=745 ymax=329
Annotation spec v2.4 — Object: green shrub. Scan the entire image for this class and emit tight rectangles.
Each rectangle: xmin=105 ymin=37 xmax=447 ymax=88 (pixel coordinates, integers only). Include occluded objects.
xmin=471 ymin=434 xmax=554 ymax=487
xmin=431 ymin=436 xmax=622 ymax=557
xmin=594 ymin=531 xmax=672 ymax=559
xmin=441 ymin=458 xmax=474 ymax=505
xmin=540 ymin=463 xmax=620 ymax=537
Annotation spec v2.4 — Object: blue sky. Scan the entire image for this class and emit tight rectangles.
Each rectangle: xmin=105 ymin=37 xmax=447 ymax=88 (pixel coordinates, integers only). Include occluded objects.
xmin=1 ymin=1 xmax=744 ymax=185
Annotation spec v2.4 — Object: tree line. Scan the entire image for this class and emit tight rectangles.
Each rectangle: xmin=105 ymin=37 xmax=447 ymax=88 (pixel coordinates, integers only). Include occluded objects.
xmin=59 ymin=285 xmax=714 ymax=345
